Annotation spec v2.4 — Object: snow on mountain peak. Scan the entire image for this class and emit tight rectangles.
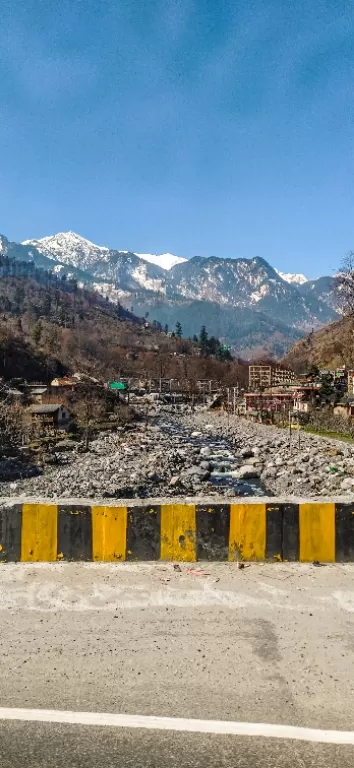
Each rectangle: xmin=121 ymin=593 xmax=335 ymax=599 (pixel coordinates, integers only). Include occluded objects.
xmin=22 ymin=232 xmax=187 ymax=272
xmin=23 ymin=231 xmax=109 ymax=251
xmin=136 ymin=252 xmax=187 ymax=270
xmin=275 ymin=268 xmax=308 ymax=285
xmin=22 ymin=231 xmax=110 ymax=269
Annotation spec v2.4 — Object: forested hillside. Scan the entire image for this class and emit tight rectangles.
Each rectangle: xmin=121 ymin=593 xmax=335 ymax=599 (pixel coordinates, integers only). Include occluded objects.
xmin=0 ymin=252 xmax=249 ymax=387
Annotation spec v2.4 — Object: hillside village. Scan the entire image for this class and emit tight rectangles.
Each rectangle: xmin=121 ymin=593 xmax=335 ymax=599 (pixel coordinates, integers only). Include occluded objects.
xmin=2 ymin=359 xmax=354 ymax=441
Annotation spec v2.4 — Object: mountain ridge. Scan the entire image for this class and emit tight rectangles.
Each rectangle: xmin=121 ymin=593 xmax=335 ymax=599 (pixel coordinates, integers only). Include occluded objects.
xmin=0 ymin=230 xmax=339 ymax=357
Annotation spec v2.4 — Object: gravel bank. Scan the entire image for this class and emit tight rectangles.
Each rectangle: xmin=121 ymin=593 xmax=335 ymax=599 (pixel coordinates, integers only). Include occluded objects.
xmin=189 ymin=411 xmax=354 ymax=498
xmin=0 ymin=407 xmax=353 ymax=500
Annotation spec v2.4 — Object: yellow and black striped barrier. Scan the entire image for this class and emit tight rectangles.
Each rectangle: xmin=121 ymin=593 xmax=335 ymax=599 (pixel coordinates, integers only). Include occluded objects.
xmin=0 ymin=501 xmax=353 ymax=562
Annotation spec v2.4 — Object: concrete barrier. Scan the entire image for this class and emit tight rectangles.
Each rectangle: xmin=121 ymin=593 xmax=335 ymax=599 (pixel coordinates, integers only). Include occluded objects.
xmin=0 ymin=499 xmax=353 ymax=562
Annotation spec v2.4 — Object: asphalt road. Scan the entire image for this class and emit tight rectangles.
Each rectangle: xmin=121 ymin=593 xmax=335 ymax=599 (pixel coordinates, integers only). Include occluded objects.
xmin=1 ymin=561 xmax=354 ymax=766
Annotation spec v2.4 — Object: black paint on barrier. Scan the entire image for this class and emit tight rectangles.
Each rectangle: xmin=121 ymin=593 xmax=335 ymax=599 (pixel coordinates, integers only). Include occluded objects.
xmin=265 ymin=504 xmax=299 ymax=561
xmin=282 ymin=504 xmax=299 ymax=561
xmin=335 ymin=503 xmax=354 ymax=561
xmin=0 ymin=505 xmax=22 ymax=561
xmin=265 ymin=504 xmax=283 ymax=561
xmin=196 ymin=504 xmax=230 ymax=560
xmin=126 ymin=505 xmax=160 ymax=560
xmin=57 ymin=505 xmax=92 ymax=560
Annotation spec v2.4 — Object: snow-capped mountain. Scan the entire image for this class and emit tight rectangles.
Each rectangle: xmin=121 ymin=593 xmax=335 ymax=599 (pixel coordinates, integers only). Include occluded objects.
xmin=275 ymin=269 xmax=308 ymax=285
xmin=22 ymin=232 xmax=110 ymax=270
xmin=0 ymin=229 xmax=338 ymax=356
xmin=23 ymin=233 xmax=186 ymax=272
xmin=22 ymin=232 xmax=166 ymax=293
xmin=136 ymin=252 xmax=187 ymax=270
xmin=166 ymin=256 xmax=336 ymax=330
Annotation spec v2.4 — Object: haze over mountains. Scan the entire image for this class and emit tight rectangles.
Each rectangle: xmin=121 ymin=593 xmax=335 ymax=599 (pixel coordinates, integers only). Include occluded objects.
xmin=0 ymin=230 xmax=340 ymax=358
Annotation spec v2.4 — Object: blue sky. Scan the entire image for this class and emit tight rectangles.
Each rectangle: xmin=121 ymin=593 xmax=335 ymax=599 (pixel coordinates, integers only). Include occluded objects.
xmin=1 ymin=0 xmax=353 ymax=277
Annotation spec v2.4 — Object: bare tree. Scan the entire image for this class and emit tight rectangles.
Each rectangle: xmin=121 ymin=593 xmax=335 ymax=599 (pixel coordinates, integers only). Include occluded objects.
xmin=0 ymin=401 xmax=23 ymax=457
xmin=337 ymin=251 xmax=354 ymax=316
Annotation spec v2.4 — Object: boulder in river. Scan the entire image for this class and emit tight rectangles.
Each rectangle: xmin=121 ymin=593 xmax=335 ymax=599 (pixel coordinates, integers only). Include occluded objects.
xmin=237 ymin=465 xmax=262 ymax=480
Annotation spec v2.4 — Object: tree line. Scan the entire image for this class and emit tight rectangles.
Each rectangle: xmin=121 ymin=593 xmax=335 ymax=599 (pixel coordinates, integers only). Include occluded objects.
xmin=170 ymin=321 xmax=232 ymax=361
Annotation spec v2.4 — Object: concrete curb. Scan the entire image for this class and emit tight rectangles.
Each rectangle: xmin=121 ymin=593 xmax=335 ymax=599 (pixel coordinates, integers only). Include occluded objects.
xmin=0 ymin=500 xmax=353 ymax=562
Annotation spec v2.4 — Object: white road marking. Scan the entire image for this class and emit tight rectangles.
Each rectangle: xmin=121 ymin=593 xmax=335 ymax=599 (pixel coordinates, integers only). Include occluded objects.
xmin=0 ymin=709 xmax=354 ymax=745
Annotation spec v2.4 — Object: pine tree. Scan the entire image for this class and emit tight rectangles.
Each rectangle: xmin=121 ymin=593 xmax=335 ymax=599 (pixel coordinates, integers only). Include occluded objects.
xmin=199 ymin=325 xmax=209 ymax=355
xmin=30 ymin=320 xmax=42 ymax=346
xmin=175 ymin=321 xmax=183 ymax=338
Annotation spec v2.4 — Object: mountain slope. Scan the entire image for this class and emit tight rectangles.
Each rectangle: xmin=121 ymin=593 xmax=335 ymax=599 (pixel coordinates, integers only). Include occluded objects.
xmin=133 ymin=296 xmax=303 ymax=358
xmin=1 ymin=234 xmax=90 ymax=282
xmin=0 ymin=250 xmax=249 ymax=386
xmin=22 ymin=232 xmax=110 ymax=270
xmin=298 ymin=275 xmax=340 ymax=313
xmin=23 ymin=233 xmax=166 ymax=294
xmin=282 ymin=314 xmax=354 ymax=372
xmin=167 ymin=256 xmax=337 ymax=330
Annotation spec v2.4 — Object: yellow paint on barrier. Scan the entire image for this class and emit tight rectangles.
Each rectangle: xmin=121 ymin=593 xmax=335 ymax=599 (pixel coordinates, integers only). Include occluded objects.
xmin=21 ymin=504 xmax=57 ymax=562
xmin=299 ymin=503 xmax=335 ymax=562
xmin=92 ymin=506 xmax=127 ymax=561
xmin=229 ymin=503 xmax=266 ymax=561
xmin=160 ymin=504 xmax=196 ymax=561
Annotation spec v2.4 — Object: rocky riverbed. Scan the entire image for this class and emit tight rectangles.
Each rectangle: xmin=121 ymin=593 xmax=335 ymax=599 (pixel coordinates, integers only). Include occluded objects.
xmin=1 ymin=408 xmax=354 ymax=500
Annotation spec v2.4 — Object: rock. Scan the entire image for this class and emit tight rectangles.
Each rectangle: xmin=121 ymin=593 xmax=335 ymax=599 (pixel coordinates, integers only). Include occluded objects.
xmin=169 ymin=475 xmax=180 ymax=487
xmin=200 ymin=446 xmax=212 ymax=457
xmin=341 ymin=477 xmax=354 ymax=490
xmin=191 ymin=431 xmax=202 ymax=438
xmin=146 ymin=471 xmax=160 ymax=481
xmin=199 ymin=461 xmax=212 ymax=471
xmin=184 ymin=465 xmax=210 ymax=479
xmin=237 ymin=465 xmax=262 ymax=480
xmin=240 ymin=448 xmax=253 ymax=459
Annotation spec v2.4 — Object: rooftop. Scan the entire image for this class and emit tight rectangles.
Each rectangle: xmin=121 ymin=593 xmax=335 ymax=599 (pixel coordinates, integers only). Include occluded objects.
xmin=27 ymin=404 xmax=64 ymax=414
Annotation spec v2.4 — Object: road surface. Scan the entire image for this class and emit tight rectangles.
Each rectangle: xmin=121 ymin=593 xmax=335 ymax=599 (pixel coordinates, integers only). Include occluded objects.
xmin=1 ymin=561 xmax=354 ymax=766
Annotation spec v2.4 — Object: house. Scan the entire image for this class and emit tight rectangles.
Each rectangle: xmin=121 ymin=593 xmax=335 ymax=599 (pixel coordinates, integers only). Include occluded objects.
xmin=25 ymin=404 xmax=72 ymax=433
xmin=72 ymin=372 xmax=101 ymax=385
xmin=244 ymin=392 xmax=293 ymax=419
xmin=51 ymin=377 xmax=78 ymax=390
xmin=334 ymin=397 xmax=354 ymax=418
xmin=27 ymin=386 xmax=48 ymax=404
xmin=347 ymin=371 xmax=354 ymax=396
xmin=292 ymin=385 xmax=320 ymax=414
xmin=248 ymin=365 xmax=295 ymax=392
xmin=293 ymin=398 xmax=313 ymax=414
